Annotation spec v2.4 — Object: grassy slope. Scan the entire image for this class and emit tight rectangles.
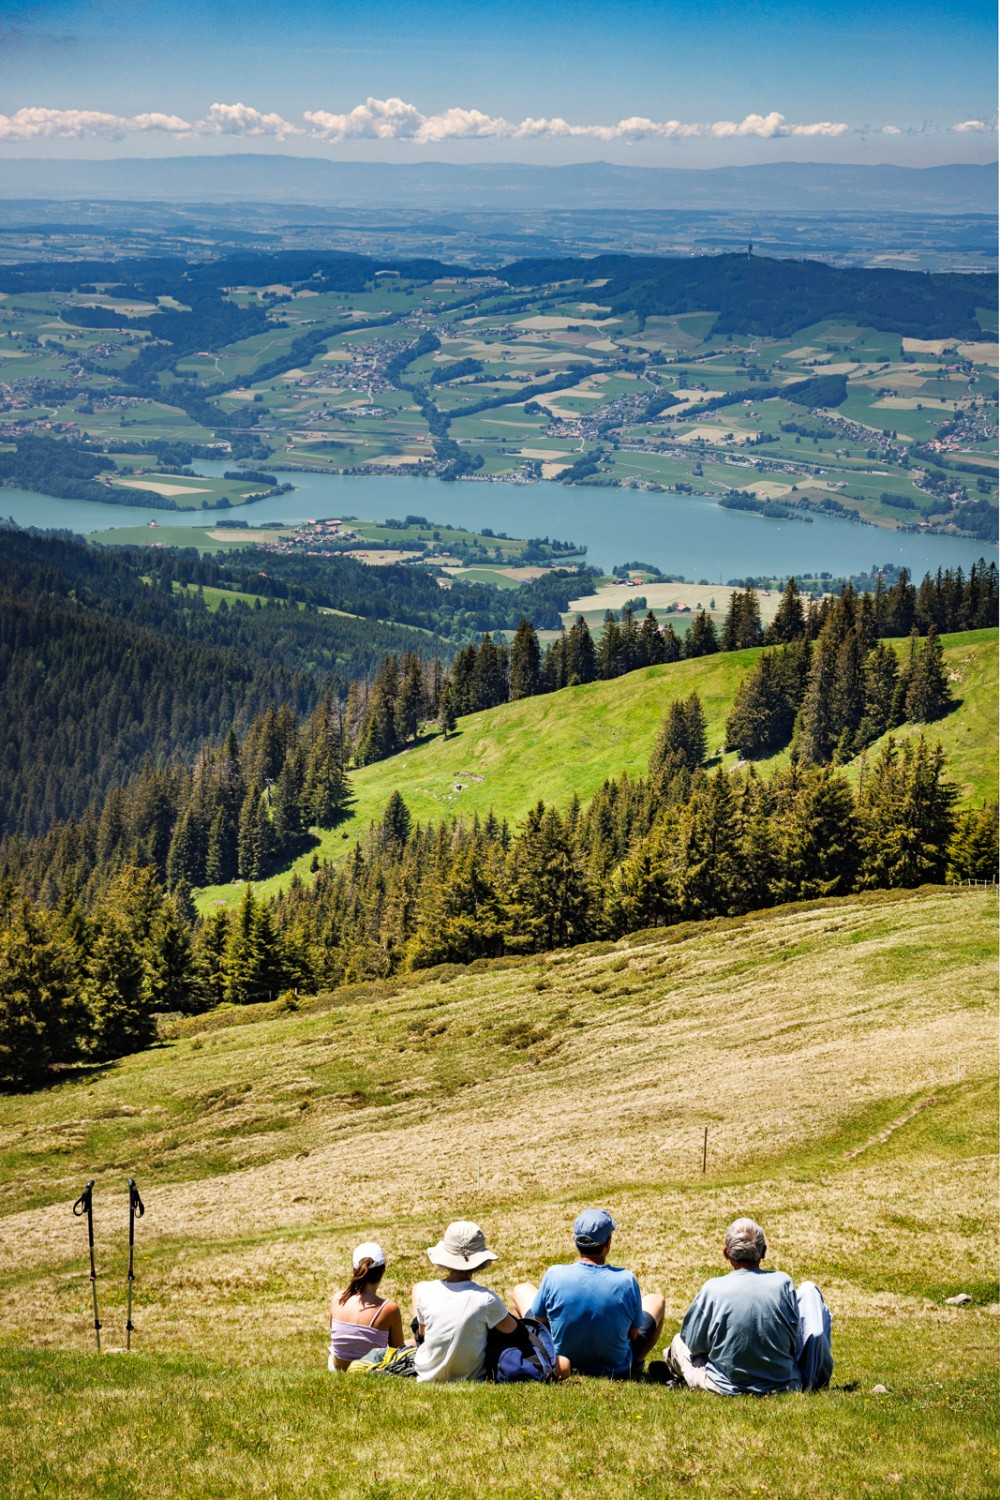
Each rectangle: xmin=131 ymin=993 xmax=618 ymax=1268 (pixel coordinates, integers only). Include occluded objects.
xmin=0 ymin=886 xmax=996 ymax=1498
xmin=199 ymin=629 xmax=998 ymax=911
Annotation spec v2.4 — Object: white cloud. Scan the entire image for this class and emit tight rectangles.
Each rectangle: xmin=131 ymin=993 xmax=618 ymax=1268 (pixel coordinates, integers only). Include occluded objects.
xmin=15 ymin=97 xmax=987 ymax=148
xmin=304 ymin=97 xmax=428 ymax=140
xmin=0 ymin=106 xmax=192 ymax=140
xmin=197 ymin=102 xmax=299 ymax=138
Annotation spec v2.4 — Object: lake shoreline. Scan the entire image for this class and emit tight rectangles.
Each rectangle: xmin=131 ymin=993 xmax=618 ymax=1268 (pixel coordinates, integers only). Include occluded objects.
xmin=1 ymin=465 xmax=994 ymax=583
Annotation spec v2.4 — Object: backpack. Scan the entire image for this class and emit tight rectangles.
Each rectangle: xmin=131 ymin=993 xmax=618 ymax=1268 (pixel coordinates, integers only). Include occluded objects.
xmin=347 ymin=1344 xmax=419 ymax=1377
xmin=486 ymin=1317 xmax=558 ymax=1384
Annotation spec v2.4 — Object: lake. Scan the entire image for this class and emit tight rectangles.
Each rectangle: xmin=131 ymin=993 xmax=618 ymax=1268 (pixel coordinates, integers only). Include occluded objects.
xmin=1 ymin=466 xmax=993 ymax=582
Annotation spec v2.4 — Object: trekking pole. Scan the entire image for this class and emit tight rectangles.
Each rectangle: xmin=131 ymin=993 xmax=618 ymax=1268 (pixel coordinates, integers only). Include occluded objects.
xmin=125 ymin=1177 xmax=145 ymax=1352
xmin=72 ymin=1179 xmax=101 ymax=1351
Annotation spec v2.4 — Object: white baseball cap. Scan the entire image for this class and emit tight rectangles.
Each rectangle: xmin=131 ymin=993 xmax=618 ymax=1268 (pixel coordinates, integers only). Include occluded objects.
xmin=352 ymin=1241 xmax=386 ymax=1270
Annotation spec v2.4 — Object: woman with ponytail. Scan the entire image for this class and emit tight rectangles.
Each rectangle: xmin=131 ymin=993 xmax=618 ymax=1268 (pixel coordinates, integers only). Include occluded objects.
xmin=328 ymin=1242 xmax=405 ymax=1371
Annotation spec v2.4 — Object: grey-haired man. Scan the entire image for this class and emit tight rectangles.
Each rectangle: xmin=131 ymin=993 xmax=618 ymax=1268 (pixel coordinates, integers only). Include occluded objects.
xmin=511 ymin=1209 xmax=664 ymax=1379
xmin=666 ymin=1217 xmax=830 ymax=1395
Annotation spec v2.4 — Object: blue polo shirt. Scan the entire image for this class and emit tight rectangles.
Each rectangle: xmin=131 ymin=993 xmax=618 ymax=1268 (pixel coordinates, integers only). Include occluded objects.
xmin=530 ymin=1262 xmax=643 ymax=1374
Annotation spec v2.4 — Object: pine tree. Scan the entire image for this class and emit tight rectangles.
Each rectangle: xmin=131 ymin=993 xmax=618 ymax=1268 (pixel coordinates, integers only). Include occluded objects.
xmin=223 ymin=885 xmax=288 ymax=1005
xmin=166 ymin=805 xmax=202 ymax=890
xmin=683 ymin=610 xmax=719 ymax=659
xmin=473 ymin=634 xmax=509 ymax=709
xmin=393 ymin=654 xmax=423 ymax=744
xmin=438 ymin=685 xmax=457 ymax=739
xmin=659 ymin=622 xmax=682 ymax=663
xmin=650 ymin=692 xmax=708 ymax=779
xmin=765 ymin=578 xmax=806 ymax=644
xmin=597 ymin=612 xmax=622 ymax=679
xmin=271 ymin=746 xmax=306 ymax=848
xmin=720 ymin=588 xmax=763 ymax=651
xmin=147 ymin=893 xmax=195 ymax=1013
xmin=0 ymin=892 xmax=81 ymax=1085
xmin=855 ymin=641 xmax=901 ymax=750
xmin=772 ymin=768 xmax=858 ymax=901
xmin=504 ymin=803 xmax=592 ymax=952
xmin=510 ymin=618 xmax=542 ymax=700
xmin=639 ymin=611 xmax=665 ymax=666
xmin=192 ymin=907 xmax=230 ymax=1010
xmin=356 ymin=655 xmax=400 ymax=765
xmin=948 ymin=803 xmax=999 ymax=882
xmin=304 ymin=703 xmax=350 ymax=828
xmin=566 ymin=616 xmax=597 ymax=683
xmin=829 ymin=628 xmax=866 ymax=761
xmin=379 ymin=790 xmax=412 ymax=852
xmin=904 ymin=625 xmax=953 ymax=723
xmin=618 ymin=606 xmax=641 ymax=673
xmin=857 ymin=736 xmax=956 ymax=888
xmin=669 ymin=768 xmax=741 ymax=919
xmin=83 ymin=912 xmax=154 ymax=1060
xmin=726 ymin=652 xmax=792 ymax=758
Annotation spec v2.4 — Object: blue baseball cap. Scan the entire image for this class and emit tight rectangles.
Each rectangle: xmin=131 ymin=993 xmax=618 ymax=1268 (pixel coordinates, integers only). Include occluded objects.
xmin=573 ymin=1209 xmax=616 ymax=1248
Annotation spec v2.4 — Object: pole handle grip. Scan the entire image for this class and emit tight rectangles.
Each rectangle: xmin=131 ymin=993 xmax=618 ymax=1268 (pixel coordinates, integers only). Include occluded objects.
xmin=73 ymin=1179 xmax=95 ymax=1216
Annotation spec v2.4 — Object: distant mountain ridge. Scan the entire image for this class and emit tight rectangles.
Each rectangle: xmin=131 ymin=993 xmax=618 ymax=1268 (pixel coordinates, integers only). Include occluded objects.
xmin=0 ymin=156 xmax=995 ymax=212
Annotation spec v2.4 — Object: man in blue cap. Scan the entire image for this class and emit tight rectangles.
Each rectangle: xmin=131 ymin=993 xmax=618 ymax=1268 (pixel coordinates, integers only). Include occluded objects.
xmin=511 ymin=1210 xmax=664 ymax=1379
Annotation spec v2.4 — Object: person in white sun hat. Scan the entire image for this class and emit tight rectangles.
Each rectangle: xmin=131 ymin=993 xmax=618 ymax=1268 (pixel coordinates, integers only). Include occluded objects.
xmin=412 ymin=1221 xmax=519 ymax=1382
xmin=328 ymin=1240 xmax=405 ymax=1371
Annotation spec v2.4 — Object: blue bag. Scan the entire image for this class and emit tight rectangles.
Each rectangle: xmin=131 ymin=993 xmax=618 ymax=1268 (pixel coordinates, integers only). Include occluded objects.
xmin=486 ymin=1316 xmax=558 ymax=1384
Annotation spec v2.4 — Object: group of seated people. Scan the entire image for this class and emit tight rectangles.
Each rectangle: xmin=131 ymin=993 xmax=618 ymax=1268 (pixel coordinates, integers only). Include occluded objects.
xmin=328 ymin=1210 xmax=833 ymax=1392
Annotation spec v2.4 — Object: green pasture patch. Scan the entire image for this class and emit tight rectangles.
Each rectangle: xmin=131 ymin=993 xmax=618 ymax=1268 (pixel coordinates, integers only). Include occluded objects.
xmin=173 ymin=583 xmax=280 ymax=611
xmin=447 ymin=566 xmax=521 ymax=589
xmin=87 ymin=524 xmax=269 ymax=553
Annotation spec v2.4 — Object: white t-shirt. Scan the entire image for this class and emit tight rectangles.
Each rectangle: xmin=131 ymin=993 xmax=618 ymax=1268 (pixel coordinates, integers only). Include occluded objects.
xmin=413 ymin=1278 xmax=508 ymax=1383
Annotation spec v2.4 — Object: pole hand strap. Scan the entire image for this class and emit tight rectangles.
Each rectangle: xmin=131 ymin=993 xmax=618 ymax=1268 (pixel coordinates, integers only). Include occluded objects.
xmin=72 ymin=1180 xmax=95 ymax=1217
xmin=127 ymin=1178 xmax=145 ymax=1220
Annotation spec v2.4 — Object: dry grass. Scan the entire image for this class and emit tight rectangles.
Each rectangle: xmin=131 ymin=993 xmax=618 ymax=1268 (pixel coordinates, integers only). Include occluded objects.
xmin=0 ymin=886 xmax=995 ymax=1496
xmin=1 ymin=887 xmax=995 ymax=1356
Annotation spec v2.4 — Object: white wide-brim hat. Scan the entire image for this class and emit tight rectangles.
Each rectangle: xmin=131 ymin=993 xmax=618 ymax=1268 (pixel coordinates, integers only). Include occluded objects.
xmin=426 ymin=1220 xmax=498 ymax=1271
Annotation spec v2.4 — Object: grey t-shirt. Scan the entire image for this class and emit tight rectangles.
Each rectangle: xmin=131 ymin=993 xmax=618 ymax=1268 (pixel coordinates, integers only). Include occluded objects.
xmin=680 ymin=1267 xmax=801 ymax=1395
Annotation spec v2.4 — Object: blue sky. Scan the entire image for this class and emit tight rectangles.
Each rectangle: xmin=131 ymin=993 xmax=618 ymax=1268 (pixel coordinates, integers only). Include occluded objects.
xmin=0 ymin=0 xmax=995 ymax=164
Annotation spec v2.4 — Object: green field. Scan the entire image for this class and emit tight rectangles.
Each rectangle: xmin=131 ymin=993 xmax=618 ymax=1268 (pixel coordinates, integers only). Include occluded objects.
xmin=198 ymin=630 xmax=998 ymax=911
xmin=4 ymin=264 xmax=993 ymax=534
xmin=1 ymin=884 xmax=995 ymax=1498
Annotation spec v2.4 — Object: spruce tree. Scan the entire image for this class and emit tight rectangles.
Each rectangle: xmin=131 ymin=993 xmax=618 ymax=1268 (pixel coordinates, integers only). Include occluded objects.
xmin=857 ymin=736 xmax=956 ymax=888
xmin=0 ymin=893 xmax=81 ymax=1085
xmin=660 ymin=622 xmax=682 ymax=663
xmin=510 ymin=618 xmax=542 ymax=699
xmin=765 ymin=578 xmax=805 ymax=644
xmin=438 ymin=684 xmax=457 ymax=739
xmin=379 ymin=790 xmax=412 ymax=852
xmin=566 ymin=616 xmax=598 ymax=683
xmin=856 ymin=641 xmax=901 ymax=750
xmin=683 ymin=610 xmax=719 ymax=659
xmin=904 ymin=625 xmax=953 ymax=723
xmin=597 ymin=612 xmax=623 ymax=679
xmin=84 ymin=913 xmax=154 ymax=1060
xmin=772 ymin=768 xmax=859 ymax=901
xmin=948 ymin=803 xmax=999 ymax=882
xmin=639 ymin=611 xmax=665 ymax=666
xmin=726 ymin=652 xmax=784 ymax=758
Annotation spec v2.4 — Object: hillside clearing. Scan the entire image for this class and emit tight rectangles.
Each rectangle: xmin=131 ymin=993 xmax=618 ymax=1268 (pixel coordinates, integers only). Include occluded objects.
xmin=198 ymin=630 xmax=998 ymax=911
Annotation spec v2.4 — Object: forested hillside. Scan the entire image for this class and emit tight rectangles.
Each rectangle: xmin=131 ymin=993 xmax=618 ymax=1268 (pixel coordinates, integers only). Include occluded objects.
xmin=1 ymin=544 xmax=995 ymax=1087
xmin=0 ymin=532 xmax=453 ymax=835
